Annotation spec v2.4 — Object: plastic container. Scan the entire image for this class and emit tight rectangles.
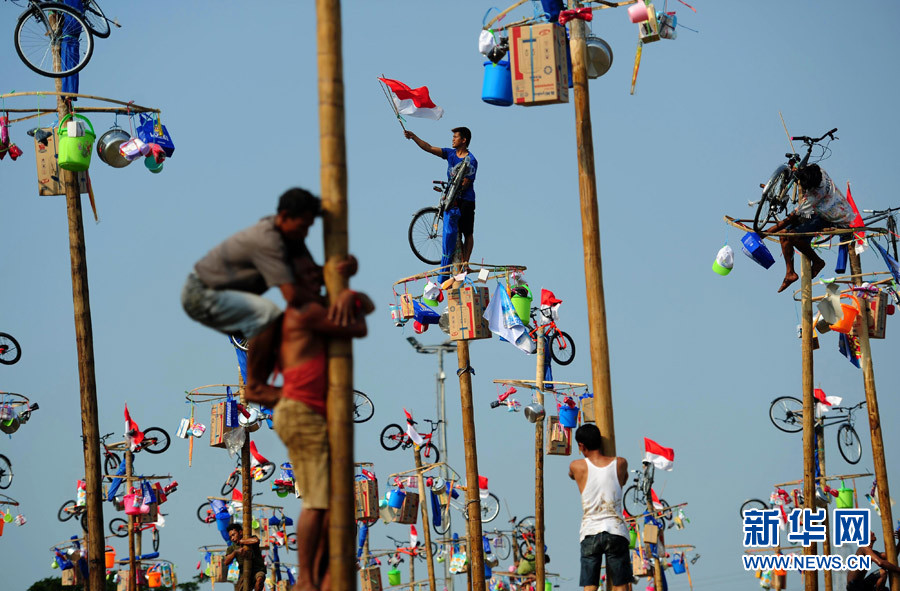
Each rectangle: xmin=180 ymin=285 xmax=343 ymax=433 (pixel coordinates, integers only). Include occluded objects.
xmin=830 ymin=296 xmax=860 ymax=334
xmin=510 ymin=285 xmax=533 ymax=325
xmin=388 ymin=569 xmax=402 ymax=586
xmin=105 ymin=548 xmax=116 ymax=569
xmin=837 ymin=482 xmax=855 ymax=509
xmin=559 ymin=406 xmax=578 ymax=429
xmin=482 ymin=61 xmax=513 ymax=107
xmin=58 ymin=114 xmax=95 ymax=172
xmin=740 ymin=232 xmax=775 ymax=269
xmin=147 ymin=570 xmax=162 ymax=588
xmin=387 ymin=489 xmax=406 ymax=509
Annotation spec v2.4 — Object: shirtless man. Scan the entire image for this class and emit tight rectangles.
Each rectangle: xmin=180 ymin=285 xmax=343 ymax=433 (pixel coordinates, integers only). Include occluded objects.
xmin=846 ymin=531 xmax=900 ymax=591
xmin=273 ymin=271 xmax=374 ymax=591
xmin=568 ymin=424 xmax=631 ymax=591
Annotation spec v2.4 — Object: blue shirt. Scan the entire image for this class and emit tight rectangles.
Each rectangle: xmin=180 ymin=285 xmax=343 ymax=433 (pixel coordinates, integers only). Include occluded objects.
xmin=441 ymin=148 xmax=477 ymax=202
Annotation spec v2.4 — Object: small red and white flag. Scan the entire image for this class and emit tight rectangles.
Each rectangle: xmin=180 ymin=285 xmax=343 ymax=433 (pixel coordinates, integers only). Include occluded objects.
xmin=125 ymin=405 xmax=143 ymax=451
xmin=650 ymin=488 xmax=665 ymax=511
xmin=379 ymin=77 xmax=444 ymax=120
xmin=846 ymin=182 xmax=866 ymax=249
xmin=404 ymin=408 xmax=424 ymax=445
xmin=814 ymin=388 xmax=842 ymax=418
xmin=232 ymin=488 xmax=243 ymax=503
xmin=409 ymin=525 xmax=418 ymax=548
xmin=644 ymin=437 xmax=674 ymax=471
xmin=249 ymin=441 xmax=269 ymax=468
xmin=540 ymin=289 xmax=563 ymax=321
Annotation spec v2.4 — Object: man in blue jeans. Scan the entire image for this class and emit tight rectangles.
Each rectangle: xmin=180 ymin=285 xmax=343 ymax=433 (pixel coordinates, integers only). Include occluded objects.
xmin=568 ymin=424 xmax=632 ymax=591
xmin=405 ymin=127 xmax=478 ymax=266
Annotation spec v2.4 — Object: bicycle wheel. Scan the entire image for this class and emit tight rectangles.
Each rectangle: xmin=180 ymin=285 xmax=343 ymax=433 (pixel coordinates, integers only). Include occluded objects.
xmin=221 ymin=472 xmax=240 ymax=496
xmin=197 ymin=502 xmax=214 ymax=524
xmin=0 ymin=454 xmax=13 ymax=489
xmin=152 ymin=528 xmax=160 ymax=552
xmin=409 ymin=207 xmax=444 ymax=265
xmin=837 ymin=424 xmax=862 ymax=465
xmin=479 ymin=492 xmax=501 ymax=523
xmin=0 ymin=333 xmax=22 ymax=365
xmin=549 ymin=330 xmax=576 ymax=366
xmin=230 ymin=335 xmax=249 ymax=352
xmin=754 ymin=165 xmax=791 ymax=234
xmin=621 ymin=485 xmax=645 ymax=518
xmin=104 ymin=452 xmax=120 ymax=476
xmin=739 ymin=499 xmax=769 ymax=519
xmin=80 ymin=511 xmax=88 ymax=531
xmin=15 ymin=4 xmax=94 ymax=78
xmin=255 ymin=462 xmax=276 ymax=483
xmin=421 ymin=443 xmax=440 ymax=465
xmin=81 ymin=0 xmax=110 ymax=38
xmin=657 ymin=498 xmax=672 ymax=527
xmin=141 ymin=427 xmax=170 ymax=454
xmin=109 ymin=517 xmax=128 ymax=537
xmin=433 ymin=506 xmax=451 ymax=536
xmin=353 ymin=390 xmax=375 ymax=423
xmin=380 ymin=424 xmax=404 ymax=451
xmin=287 ymin=531 xmax=297 ymax=551
xmin=515 ymin=516 xmax=536 ymax=561
xmin=491 ymin=533 xmax=512 ymax=561
xmin=58 ymin=500 xmax=77 ymax=522
xmin=769 ymin=396 xmax=803 ymax=433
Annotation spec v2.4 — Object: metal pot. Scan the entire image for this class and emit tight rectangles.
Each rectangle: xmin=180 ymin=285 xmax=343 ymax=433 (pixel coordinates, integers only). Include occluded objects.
xmin=96 ymin=127 xmax=132 ymax=168
xmin=586 ymin=36 xmax=614 ymax=79
xmin=524 ymin=403 xmax=545 ymax=423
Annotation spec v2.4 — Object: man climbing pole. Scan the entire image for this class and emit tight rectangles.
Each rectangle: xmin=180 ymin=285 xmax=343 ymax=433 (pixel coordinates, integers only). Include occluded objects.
xmin=405 ymin=127 xmax=478 ymax=267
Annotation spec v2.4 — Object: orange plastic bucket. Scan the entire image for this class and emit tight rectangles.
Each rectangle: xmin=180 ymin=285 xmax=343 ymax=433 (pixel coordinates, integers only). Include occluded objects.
xmin=147 ymin=571 xmax=162 ymax=588
xmin=830 ymin=295 xmax=860 ymax=334
xmin=105 ymin=547 xmax=115 ymax=569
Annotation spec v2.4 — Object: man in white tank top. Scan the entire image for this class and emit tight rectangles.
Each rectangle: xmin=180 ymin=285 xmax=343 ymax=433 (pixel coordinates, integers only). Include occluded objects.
xmin=568 ymin=424 xmax=632 ymax=591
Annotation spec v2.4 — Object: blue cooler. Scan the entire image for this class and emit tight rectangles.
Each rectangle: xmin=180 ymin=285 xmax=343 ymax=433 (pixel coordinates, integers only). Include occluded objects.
xmin=482 ymin=61 xmax=512 ymax=106
xmin=741 ymin=232 xmax=775 ymax=269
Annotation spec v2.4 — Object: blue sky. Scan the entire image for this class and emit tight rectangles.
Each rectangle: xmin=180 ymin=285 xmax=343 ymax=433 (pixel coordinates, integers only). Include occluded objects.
xmin=2 ymin=1 xmax=900 ymax=589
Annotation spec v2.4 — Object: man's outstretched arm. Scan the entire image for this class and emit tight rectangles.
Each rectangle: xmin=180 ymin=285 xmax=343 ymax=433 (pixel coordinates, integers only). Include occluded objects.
xmin=404 ymin=131 xmax=443 ymax=157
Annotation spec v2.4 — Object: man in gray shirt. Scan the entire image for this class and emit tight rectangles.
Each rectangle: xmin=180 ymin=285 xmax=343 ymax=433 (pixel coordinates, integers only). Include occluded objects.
xmin=181 ymin=187 xmax=358 ymax=404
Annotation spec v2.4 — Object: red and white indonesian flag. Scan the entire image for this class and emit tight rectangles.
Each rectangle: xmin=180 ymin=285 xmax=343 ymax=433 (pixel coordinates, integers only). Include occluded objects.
xmin=814 ymin=388 xmax=842 ymax=419
xmin=644 ymin=438 xmax=674 ymax=471
xmin=404 ymin=408 xmax=424 ymax=445
xmin=379 ymin=77 xmax=444 ymax=120
xmin=249 ymin=440 xmax=269 ymax=468
xmin=846 ymin=182 xmax=866 ymax=250
xmin=125 ymin=404 xmax=143 ymax=451
xmin=540 ymin=289 xmax=563 ymax=321
xmin=410 ymin=525 xmax=418 ymax=548
xmin=650 ymin=489 xmax=665 ymax=511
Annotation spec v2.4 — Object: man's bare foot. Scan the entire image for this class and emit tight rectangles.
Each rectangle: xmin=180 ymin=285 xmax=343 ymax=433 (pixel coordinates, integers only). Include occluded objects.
xmin=778 ymin=273 xmax=799 ymax=293
xmin=811 ymin=258 xmax=826 ymax=278
xmin=244 ymin=383 xmax=281 ymax=407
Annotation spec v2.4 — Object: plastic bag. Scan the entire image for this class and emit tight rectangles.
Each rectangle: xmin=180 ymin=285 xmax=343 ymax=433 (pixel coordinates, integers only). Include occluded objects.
xmin=227 ymin=560 xmax=240 ymax=582
xmin=478 ymin=30 xmax=497 ymax=55
xmin=224 ymin=427 xmax=246 ymax=457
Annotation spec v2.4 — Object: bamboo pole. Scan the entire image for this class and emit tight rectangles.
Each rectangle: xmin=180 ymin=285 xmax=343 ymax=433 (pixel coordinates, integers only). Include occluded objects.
xmin=646 ymin=497 xmax=663 ymax=591
xmin=848 ymin=249 xmax=899 ymax=591
xmin=54 ymin=63 xmax=105 ymax=591
xmin=816 ymin=424 xmax=833 ymax=591
xmin=316 ymin=2 xmax=354 ymax=590
xmin=800 ymin=254 xmax=818 ymax=591
xmin=534 ymin=328 xmax=546 ymax=591
xmin=569 ymin=1 xmax=616 ymax=458
xmin=414 ymin=448 xmax=437 ymax=591
xmin=127 ymin=451 xmax=136 ymax=591
xmin=455 ymin=340 xmax=485 ymax=591
xmin=240 ymin=381 xmax=252 ymax=591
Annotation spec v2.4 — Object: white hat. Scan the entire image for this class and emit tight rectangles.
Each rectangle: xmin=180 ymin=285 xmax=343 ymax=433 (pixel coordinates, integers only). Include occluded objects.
xmin=712 ymin=245 xmax=734 ymax=276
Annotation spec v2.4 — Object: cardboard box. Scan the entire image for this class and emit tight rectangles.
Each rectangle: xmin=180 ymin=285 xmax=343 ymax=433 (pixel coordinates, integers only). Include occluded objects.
xmin=210 ymin=555 xmax=228 ymax=583
xmin=851 ymin=292 xmax=889 ymax=339
xmin=447 ymin=286 xmax=492 ymax=341
xmin=580 ymin=395 xmax=595 ymax=423
xmin=638 ymin=4 xmax=661 ymax=43
xmin=643 ymin=523 xmax=659 ymax=544
xmin=209 ymin=402 xmax=234 ymax=448
xmin=631 ymin=551 xmax=648 ymax=576
xmin=360 ymin=565 xmax=383 ymax=591
xmin=400 ymin=294 xmax=415 ymax=319
xmin=546 ymin=416 xmax=572 ymax=456
xmin=34 ymin=129 xmax=88 ymax=196
xmin=509 ymin=23 xmax=569 ymax=105
xmin=61 ymin=568 xmax=78 ymax=586
xmin=396 ymin=491 xmax=420 ymax=525
xmin=137 ymin=502 xmax=158 ymax=524
xmin=355 ymin=479 xmax=379 ymax=521
xmin=253 ymin=522 xmax=271 ymax=549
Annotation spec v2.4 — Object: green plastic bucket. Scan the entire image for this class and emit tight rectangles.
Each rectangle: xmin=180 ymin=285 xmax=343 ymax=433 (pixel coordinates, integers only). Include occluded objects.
xmin=629 ymin=527 xmax=637 ymax=549
xmin=58 ymin=114 xmax=96 ymax=172
xmin=511 ymin=285 xmax=533 ymax=325
xmin=837 ymin=481 xmax=854 ymax=509
xmin=388 ymin=569 xmax=401 ymax=586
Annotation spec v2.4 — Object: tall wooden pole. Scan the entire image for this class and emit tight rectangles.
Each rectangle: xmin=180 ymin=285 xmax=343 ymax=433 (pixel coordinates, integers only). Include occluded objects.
xmin=848 ymin=249 xmax=899 ymax=591
xmin=414 ymin=448 xmax=437 ymax=591
xmin=54 ymin=76 xmax=105 ymax=591
xmin=800 ymin=255 xmax=818 ymax=591
xmin=569 ymin=1 xmax=616 ymax=457
xmin=646 ymin=498 xmax=663 ymax=591
xmin=455 ymin=340 xmax=485 ymax=591
xmin=240 ymin=383 xmax=252 ymax=591
xmin=127 ymin=451 xmax=136 ymax=591
xmin=534 ymin=329 xmax=546 ymax=591
xmin=816 ymin=425 xmax=833 ymax=591
xmin=316 ymin=2 xmax=354 ymax=590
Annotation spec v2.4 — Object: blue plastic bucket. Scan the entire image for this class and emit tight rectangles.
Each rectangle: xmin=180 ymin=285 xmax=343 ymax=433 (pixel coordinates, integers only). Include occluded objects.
xmin=559 ymin=406 xmax=578 ymax=429
xmin=482 ymin=61 xmax=513 ymax=107
xmin=388 ymin=489 xmax=406 ymax=509
xmin=740 ymin=232 xmax=775 ymax=269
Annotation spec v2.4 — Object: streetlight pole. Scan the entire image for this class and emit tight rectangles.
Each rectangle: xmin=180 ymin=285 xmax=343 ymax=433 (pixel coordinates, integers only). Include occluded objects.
xmin=407 ymin=337 xmax=456 ymax=591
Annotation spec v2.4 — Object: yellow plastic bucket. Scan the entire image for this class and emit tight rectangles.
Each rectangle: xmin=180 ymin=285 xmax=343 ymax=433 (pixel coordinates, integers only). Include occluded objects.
xmin=58 ymin=114 xmax=96 ymax=172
